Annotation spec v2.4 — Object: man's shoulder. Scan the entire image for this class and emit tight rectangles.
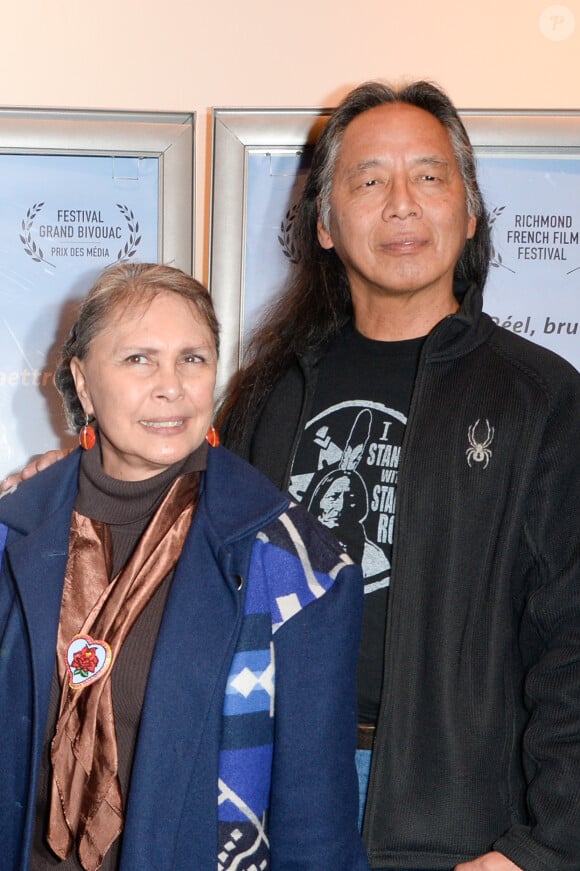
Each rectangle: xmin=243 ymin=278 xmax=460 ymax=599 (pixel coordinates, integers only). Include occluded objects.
xmin=485 ymin=318 xmax=579 ymax=398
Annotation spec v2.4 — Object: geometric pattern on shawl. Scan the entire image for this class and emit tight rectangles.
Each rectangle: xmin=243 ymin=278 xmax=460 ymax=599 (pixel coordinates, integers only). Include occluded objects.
xmin=217 ymin=503 xmax=353 ymax=870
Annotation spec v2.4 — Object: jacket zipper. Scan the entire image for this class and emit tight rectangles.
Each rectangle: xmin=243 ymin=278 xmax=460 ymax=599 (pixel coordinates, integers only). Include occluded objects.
xmin=362 ymin=311 xmax=459 ymax=838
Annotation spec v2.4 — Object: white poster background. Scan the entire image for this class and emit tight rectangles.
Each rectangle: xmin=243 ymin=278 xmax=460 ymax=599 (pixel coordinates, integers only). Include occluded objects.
xmin=243 ymin=151 xmax=308 ymax=339
xmin=478 ymin=154 xmax=579 ymax=371
xmin=0 ymin=154 xmax=158 ymax=479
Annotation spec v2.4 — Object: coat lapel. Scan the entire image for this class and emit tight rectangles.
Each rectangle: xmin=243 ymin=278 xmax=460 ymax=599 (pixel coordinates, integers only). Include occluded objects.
xmin=5 ymin=499 xmax=75 ymax=715
xmin=121 ymin=506 xmax=250 ymax=867
xmin=2 ymin=496 xmax=75 ymax=857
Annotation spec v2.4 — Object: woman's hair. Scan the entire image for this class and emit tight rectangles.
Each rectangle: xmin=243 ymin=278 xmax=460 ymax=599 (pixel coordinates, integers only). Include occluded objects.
xmin=218 ymin=80 xmax=490 ymax=448
xmin=55 ymin=262 xmax=219 ymax=431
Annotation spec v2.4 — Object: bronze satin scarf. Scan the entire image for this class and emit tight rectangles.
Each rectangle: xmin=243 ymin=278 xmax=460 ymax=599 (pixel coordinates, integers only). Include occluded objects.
xmin=48 ymin=473 xmax=199 ymax=871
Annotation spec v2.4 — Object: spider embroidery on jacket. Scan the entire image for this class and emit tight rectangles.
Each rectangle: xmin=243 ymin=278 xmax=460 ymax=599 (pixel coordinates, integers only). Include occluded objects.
xmin=466 ymin=419 xmax=494 ymax=468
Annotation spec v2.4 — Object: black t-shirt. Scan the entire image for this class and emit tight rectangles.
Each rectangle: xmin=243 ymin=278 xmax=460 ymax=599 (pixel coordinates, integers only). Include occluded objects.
xmin=289 ymin=322 xmax=423 ymax=722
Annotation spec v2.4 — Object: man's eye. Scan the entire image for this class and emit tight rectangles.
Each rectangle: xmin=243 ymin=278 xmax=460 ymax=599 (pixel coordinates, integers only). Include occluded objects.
xmin=126 ymin=354 xmax=147 ymax=364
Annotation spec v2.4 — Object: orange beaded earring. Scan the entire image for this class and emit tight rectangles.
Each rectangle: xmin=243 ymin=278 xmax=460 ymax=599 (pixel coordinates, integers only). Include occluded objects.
xmin=79 ymin=414 xmax=97 ymax=450
xmin=205 ymin=426 xmax=220 ymax=447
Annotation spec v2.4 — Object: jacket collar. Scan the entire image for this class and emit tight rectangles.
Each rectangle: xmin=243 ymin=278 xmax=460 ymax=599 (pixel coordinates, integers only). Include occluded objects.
xmin=0 ymin=445 xmax=288 ymax=544
xmin=293 ymin=282 xmax=492 ymax=375
xmin=418 ymin=281 xmax=494 ymax=362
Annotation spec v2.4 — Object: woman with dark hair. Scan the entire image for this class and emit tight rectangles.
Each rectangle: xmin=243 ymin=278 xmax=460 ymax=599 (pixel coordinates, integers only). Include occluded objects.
xmin=0 ymin=262 xmax=368 ymax=871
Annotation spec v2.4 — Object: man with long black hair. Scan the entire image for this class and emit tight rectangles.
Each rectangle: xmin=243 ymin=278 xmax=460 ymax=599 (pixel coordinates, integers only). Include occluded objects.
xmin=219 ymin=81 xmax=580 ymax=871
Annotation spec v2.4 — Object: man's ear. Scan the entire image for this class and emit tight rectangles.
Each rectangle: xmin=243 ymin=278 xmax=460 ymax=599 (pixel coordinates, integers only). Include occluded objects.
xmin=317 ymin=199 xmax=334 ymax=250
xmin=70 ymin=357 xmax=94 ymax=417
xmin=467 ymin=212 xmax=477 ymax=240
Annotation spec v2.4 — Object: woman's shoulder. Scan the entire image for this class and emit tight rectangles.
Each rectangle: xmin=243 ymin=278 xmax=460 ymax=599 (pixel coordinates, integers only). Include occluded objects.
xmin=204 ymin=445 xmax=289 ymax=520
xmin=0 ymin=450 xmax=80 ymax=535
xmin=249 ymin=500 xmax=360 ymax=632
xmin=264 ymin=500 xmax=352 ymax=571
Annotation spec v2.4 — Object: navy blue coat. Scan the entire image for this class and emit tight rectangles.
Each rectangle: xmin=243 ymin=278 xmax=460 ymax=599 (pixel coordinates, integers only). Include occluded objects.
xmin=0 ymin=446 xmax=369 ymax=870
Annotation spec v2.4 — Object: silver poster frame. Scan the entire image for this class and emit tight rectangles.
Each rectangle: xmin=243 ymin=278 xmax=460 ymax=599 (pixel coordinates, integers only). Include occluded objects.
xmin=0 ymin=107 xmax=195 ymax=271
xmin=209 ymin=108 xmax=331 ymax=394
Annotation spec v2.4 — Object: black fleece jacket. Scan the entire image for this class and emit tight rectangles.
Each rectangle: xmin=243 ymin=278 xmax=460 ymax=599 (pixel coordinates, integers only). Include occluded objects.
xmin=222 ymin=283 xmax=580 ymax=871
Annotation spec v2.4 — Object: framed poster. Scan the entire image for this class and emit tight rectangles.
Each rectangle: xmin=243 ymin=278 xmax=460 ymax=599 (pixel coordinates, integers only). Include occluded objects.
xmin=463 ymin=111 xmax=579 ymax=372
xmin=209 ymin=107 xmax=580 ymax=395
xmin=0 ymin=109 xmax=194 ymax=480
xmin=209 ymin=108 xmax=331 ymax=395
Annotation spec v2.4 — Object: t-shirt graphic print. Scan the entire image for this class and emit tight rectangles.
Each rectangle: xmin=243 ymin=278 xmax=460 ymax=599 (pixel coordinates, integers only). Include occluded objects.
xmin=289 ymin=400 xmax=405 ymax=595
xmin=287 ymin=323 xmax=423 ymax=721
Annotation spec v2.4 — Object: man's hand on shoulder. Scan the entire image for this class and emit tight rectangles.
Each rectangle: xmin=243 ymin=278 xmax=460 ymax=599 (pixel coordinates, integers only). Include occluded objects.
xmin=455 ymin=852 xmax=522 ymax=871
xmin=0 ymin=449 xmax=71 ymax=495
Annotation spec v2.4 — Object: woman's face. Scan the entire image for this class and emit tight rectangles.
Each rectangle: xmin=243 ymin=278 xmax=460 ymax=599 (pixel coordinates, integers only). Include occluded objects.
xmin=71 ymin=291 xmax=217 ymax=481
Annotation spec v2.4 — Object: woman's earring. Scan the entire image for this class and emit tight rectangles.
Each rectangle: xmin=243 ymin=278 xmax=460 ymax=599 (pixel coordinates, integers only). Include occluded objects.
xmin=79 ymin=414 xmax=97 ymax=450
xmin=205 ymin=426 xmax=220 ymax=447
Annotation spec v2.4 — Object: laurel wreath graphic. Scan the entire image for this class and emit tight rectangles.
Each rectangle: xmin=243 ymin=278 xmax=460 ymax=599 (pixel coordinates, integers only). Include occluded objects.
xmin=277 ymin=203 xmax=300 ymax=263
xmin=487 ymin=205 xmax=515 ymax=273
xmin=19 ymin=202 xmax=54 ymax=267
xmin=116 ymin=204 xmax=142 ymax=261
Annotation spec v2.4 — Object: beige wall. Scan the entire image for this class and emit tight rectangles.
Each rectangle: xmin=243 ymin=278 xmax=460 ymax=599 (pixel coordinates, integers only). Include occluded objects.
xmin=2 ymin=0 xmax=578 ymax=276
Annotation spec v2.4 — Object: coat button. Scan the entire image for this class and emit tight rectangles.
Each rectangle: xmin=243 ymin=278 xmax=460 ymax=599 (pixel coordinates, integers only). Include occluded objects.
xmin=234 ymin=574 xmax=244 ymax=590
